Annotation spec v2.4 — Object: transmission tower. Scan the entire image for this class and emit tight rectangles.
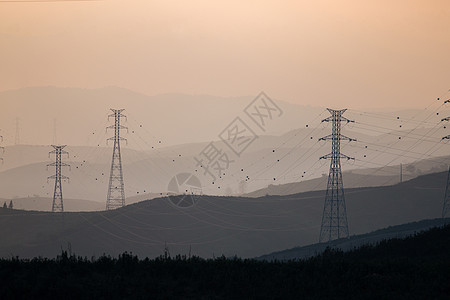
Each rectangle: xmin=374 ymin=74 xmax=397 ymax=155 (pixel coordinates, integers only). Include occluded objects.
xmin=48 ymin=145 xmax=70 ymax=213
xmin=441 ymin=166 xmax=450 ymax=218
xmin=15 ymin=117 xmax=20 ymax=145
xmin=0 ymin=134 xmax=4 ymax=164
xmin=106 ymin=109 xmax=127 ymax=210
xmin=318 ymin=108 xmax=356 ymax=243
xmin=441 ymin=112 xmax=450 ymax=218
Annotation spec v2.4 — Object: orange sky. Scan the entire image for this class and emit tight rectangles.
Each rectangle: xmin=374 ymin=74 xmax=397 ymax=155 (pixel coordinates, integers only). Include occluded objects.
xmin=0 ymin=0 xmax=449 ymax=108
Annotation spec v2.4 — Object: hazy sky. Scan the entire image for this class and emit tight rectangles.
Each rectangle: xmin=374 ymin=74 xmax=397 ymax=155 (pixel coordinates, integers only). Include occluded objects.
xmin=0 ymin=0 xmax=449 ymax=108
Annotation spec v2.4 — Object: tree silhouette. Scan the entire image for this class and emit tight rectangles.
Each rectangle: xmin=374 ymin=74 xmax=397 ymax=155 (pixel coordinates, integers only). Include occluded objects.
xmin=0 ymin=224 xmax=448 ymax=299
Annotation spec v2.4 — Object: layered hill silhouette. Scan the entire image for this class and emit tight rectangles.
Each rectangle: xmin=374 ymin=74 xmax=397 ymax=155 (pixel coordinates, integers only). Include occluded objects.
xmin=0 ymin=137 xmax=448 ymax=206
xmin=246 ymin=154 xmax=449 ymax=197
xmin=1 ymin=86 xmax=449 ymax=205
xmin=1 ymin=86 xmax=449 ymax=202
xmin=0 ymin=86 xmax=323 ymax=147
xmin=0 ymin=197 xmax=104 ymax=212
xmin=0 ymin=170 xmax=445 ymax=259
xmin=0 ymin=193 xmax=161 ymax=212
xmin=1 ymin=223 xmax=449 ymax=299
xmin=258 ymin=217 xmax=450 ymax=261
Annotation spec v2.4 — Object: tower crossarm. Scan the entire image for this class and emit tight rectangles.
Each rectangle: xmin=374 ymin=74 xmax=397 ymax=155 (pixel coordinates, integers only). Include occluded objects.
xmin=441 ymin=116 xmax=450 ymax=122
xmin=321 ymin=116 xmax=354 ymax=123
xmin=47 ymin=174 xmax=70 ymax=181
xmin=319 ymin=134 xmax=356 ymax=142
xmin=47 ymin=162 xmax=71 ymax=168
xmin=107 ymin=136 xmax=128 ymax=145
xmin=321 ymin=108 xmax=354 ymax=124
xmin=319 ymin=153 xmax=354 ymax=160
xmin=106 ymin=124 xmax=128 ymax=132
xmin=340 ymin=134 xmax=357 ymax=142
xmin=108 ymin=108 xmax=126 ymax=119
xmin=107 ymin=136 xmax=127 ymax=141
xmin=48 ymin=145 xmax=69 ymax=157
xmin=47 ymin=161 xmax=70 ymax=166
xmin=318 ymin=134 xmax=333 ymax=141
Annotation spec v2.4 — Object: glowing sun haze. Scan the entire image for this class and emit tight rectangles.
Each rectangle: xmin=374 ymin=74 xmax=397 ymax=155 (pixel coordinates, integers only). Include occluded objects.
xmin=0 ymin=0 xmax=449 ymax=109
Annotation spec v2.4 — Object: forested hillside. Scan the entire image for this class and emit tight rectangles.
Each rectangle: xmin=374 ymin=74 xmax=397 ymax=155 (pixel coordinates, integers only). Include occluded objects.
xmin=1 ymin=224 xmax=449 ymax=299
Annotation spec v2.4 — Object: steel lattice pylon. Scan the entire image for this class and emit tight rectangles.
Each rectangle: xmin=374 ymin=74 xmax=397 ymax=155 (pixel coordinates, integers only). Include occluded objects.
xmin=0 ymin=134 xmax=4 ymax=164
xmin=319 ymin=109 xmax=355 ymax=243
xmin=441 ymin=112 xmax=450 ymax=218
xmin=106 ymin=109 xmax=127 ymax=210
xmin=442 ymin=166 xmax=450 ymax=218
xmin=48 ymin=145 xmax=70 ymax=213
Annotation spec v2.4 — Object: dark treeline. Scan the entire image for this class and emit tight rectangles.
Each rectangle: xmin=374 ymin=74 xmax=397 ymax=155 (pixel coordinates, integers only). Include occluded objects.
xmin=1 ymin=225 xmax=450 ymax=299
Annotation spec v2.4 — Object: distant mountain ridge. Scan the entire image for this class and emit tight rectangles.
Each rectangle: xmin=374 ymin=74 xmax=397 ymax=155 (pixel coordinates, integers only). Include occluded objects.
xmin=0 ymin=193 xmax=161 ymax=212
xmin=1 ymin=86 xmax=447 ymax=147
xmin=0 ymin=86 xmax=323 ymax=147
xmin=246 ymin=154 xmax=450 ymax=197
xmin=1 ymin=86 xmax=449 ymax=204
xmin=0 ymin=143 xmax=448 ymax=204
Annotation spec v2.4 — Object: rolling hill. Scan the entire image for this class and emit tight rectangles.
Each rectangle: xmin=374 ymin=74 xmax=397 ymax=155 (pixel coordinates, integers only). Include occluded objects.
xmin=0 ymin=197 xmax=104 ymax=212
xmin=1 ymin=86 xmax=450 ymax=203
xmin=258 ymin=217 xmax=450 ymax=261
xmin=0 ymin=170 xmax=446 ymax=259
xmin=0 ymin=134 xmax=448 ymax=204
xmin=246 ymin=154 xmax=450 ymax=197
xmin=0 ymin=193 xmax=161 ymax=212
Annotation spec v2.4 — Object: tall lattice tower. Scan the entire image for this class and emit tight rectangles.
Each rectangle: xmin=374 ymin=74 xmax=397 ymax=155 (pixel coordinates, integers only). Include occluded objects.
xmin=0 ymin=134 xmax=4 ymax=164
xmin=441 ymin=113 xmax=450 ymax=218
xmin=441 ymin=166 xmax=450 ymax=218
xmin=318 ymin=109 xmax=355 ymax=243
xmin=106 ymin=109 xmax=127 ymax=210
xmin=48 ymin=145 xmax=70 ymax=213
xmin=15 ymin=117 xmax=20 ymax=145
